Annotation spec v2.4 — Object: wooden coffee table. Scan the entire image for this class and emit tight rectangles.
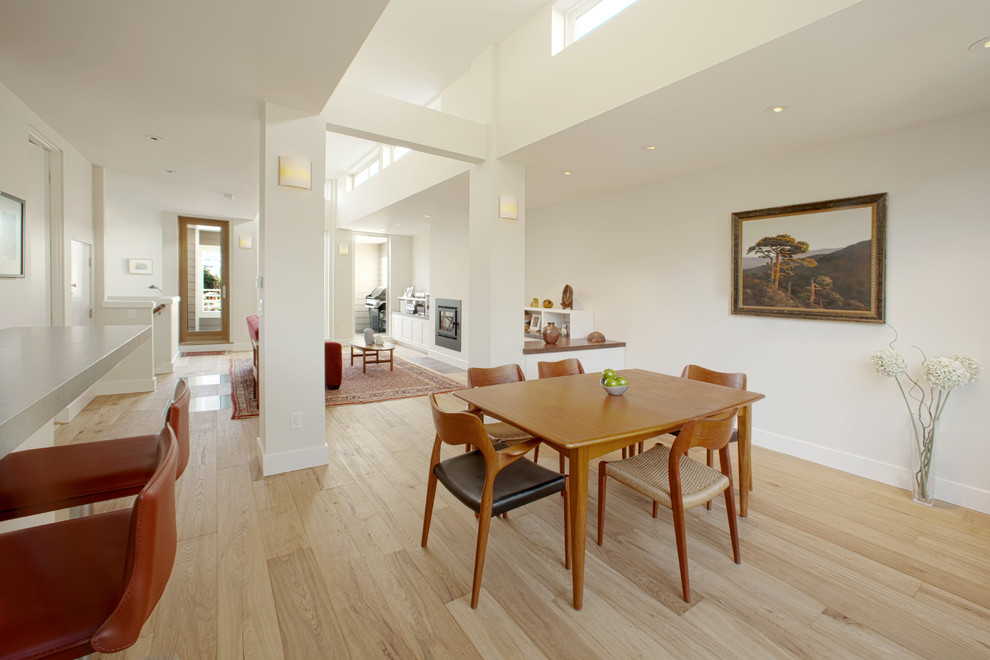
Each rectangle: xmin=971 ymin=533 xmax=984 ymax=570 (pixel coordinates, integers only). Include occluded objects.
xmin=348 ymin=341 xmax=395 ymax=373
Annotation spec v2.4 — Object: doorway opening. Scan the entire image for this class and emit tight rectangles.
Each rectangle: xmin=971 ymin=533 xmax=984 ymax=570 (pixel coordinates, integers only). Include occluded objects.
xmin=27 ymin=131 xmax=64 ymax=326
xmin=178 ymin=216 xmax=229 ymax=343
xmin=69 ymin=240 xmax=93 ymax=325
xmin=353 ymin=234 xmax=388 ymax=338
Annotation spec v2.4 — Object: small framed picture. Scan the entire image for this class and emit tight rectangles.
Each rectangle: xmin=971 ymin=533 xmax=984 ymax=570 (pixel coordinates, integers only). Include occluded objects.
xmin=529 ymin=313 xmax=541 ymax=333
xmin=128 ymin=258 xmax=153 ymax=274
xmin=0 ymin=192 xmax=25 ymax=278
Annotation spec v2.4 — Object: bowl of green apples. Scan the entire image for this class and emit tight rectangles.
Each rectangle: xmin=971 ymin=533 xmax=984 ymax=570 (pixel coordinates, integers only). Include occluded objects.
xmin=600 ymin=368 xmax=628 ymax=395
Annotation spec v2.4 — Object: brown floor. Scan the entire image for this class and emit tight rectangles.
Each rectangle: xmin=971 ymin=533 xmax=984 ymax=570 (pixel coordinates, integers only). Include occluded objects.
xmin=48 ymin=351 xmax=990 ymax=659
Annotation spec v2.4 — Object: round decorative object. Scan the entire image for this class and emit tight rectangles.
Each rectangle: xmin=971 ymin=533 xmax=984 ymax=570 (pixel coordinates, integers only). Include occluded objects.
xmin=587 ymin=331 xmax=606 ymax=343
xmin=561 ymin=284 xmax=573 ymax=309
xmin=542 ymin=322 xmax=560 ymax=345
xmin=542 ymin=299 xmax=553 ymax=308
xmin=373 ymin=335 xmax=384 ymax=345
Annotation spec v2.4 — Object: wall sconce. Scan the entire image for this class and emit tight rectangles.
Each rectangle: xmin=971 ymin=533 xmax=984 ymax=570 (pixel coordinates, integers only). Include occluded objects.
xmin=278 ymin=156 xmax=312 ymax=190
xmin=238 ymin=236 xmax=253 ymax=249
xmin=498 ymin=195 xmax=518 ymax=220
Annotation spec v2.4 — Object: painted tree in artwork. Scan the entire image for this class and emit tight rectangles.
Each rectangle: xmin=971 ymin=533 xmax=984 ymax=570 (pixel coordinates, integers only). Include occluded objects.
xmin=809 ymin=275 xmax=833 ymax=305
xmin=747 ymin=234 xmax=817 ymax=288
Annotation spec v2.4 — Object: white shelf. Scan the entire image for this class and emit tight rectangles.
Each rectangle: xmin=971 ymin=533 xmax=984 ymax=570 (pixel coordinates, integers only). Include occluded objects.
xmin=524 ymin=307 xmax=594 ymax=339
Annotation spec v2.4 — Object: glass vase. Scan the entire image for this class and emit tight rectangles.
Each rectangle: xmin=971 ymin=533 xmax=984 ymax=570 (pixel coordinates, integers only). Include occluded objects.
xmin=910 ymin=417 xmax=938 ymax=506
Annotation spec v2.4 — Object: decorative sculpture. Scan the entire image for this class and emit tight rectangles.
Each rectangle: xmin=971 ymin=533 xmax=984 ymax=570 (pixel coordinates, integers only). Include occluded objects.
xmin=587 ymin=331 xmax=606 ymax=343
xmin=561 ymin=284 xmax=573 ymax=309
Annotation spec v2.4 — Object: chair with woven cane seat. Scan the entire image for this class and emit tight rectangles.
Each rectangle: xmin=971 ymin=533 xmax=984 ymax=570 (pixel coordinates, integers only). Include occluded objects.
xmin=596 ymin=408 xmax=741 ymax=603
xmin=465 ymin=364 xmax=541 ymax=462
xmin=0 ymin=423 xmax=179 ymax=659
xmin=678 ymin=365 xmax=750 ymax=492
xmin=0 ymin=378 xmax=190 ymax=522
xmin=422 ymin=393 xmax=571 ymax=608
xmin=537 ymin=358 xmax=584 ymax=472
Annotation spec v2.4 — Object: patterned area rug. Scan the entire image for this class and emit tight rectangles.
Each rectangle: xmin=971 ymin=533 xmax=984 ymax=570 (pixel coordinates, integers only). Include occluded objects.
xmin=182 ymin=351 xmax=228 ymax=357
xmin=230 ymin=356 xmax=463 ymax=419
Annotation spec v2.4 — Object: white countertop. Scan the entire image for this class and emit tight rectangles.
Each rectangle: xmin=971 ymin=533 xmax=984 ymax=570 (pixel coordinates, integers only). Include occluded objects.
xmin=0 ymin=325 xmax=151 ymax=458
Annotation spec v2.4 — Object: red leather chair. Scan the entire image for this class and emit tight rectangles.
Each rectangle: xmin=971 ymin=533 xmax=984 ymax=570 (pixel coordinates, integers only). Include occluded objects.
xmin=325 ymin=341 xmax=342 ymax=390
xmin=0 ymin=423 xmax=179 ymax=658
xmin=0 ymin=379 xmax=190 ymax=522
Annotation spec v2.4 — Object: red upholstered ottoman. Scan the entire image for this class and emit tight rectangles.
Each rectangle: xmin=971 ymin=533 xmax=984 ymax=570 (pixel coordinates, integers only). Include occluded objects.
xmin=325 ymin=341 xmax=342 ymax=390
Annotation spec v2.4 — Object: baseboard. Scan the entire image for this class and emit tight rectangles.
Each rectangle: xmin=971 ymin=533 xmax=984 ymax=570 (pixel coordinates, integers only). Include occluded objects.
xmin=55 ymin=383 xmax=99 ymax=423
xmin=753 ymin=428 xmax=990 ymax=515
xmin=258 ymin=438 xmax=329 ymax=476
xmin=155 ymin=361 xmax=174 ymax=375
xmin=426 ymin=349 xmax=468 ymax=371
xmin=97 ymin=377 xmax=157 ymax=396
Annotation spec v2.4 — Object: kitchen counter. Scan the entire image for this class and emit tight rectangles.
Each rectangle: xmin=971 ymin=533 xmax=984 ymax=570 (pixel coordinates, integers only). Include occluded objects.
xmin=0 ymin=325 xmax=151 ymax=458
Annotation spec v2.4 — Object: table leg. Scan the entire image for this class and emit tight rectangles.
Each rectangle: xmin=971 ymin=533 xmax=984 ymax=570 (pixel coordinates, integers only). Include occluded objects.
xmin=350 ymin=346 xmax=355 ymax=366
xmin=389 ymin=349 xmax=393 ymax=371
xmin=568 ymin=446 xmax=589 ymax=610
xmin=363 ymin=351 xmax=367 ymax=374
xmin=738 ymin=404 xmax=752 ymax=518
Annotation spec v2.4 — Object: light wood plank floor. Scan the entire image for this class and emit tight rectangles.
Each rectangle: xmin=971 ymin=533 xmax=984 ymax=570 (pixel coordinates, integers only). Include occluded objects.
xmin=55 ymin=352 xmax=989 ymax=659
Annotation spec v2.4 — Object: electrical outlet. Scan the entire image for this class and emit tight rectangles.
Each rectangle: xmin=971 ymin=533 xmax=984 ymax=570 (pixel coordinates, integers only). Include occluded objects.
xmin=290 ymin=412 xmax=302 ymax=429
xmin=127 ymin=309 xmax=136 ymax=320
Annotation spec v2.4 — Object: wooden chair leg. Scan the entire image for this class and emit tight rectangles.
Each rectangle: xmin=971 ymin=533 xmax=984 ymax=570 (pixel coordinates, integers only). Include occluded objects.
xmin=724 ymin=486 xmax=741 ymax=564
xmin=671 ymin=497 xmax=691 ymax=603
xmin=534 ymin=445 xmax=540 ymax=463
xmin=559 ymin=452 xmax=567 ymax=496
xmin=471 ymin=504 xmax=494 ymax=609
xmin=621 ymin=447 xmax=628 ymax=459
xmin=652 ymin=500 xmax=659 ymax=518
xmin=563 ymin=477 xmax=572 ymax=570
xmin=597 ymin=461 xmax=608 ymax=546
xmin=637 ymin=441 xmax=644 ymax=454
xmin=421 ymin=473 xmax=438 ymax=547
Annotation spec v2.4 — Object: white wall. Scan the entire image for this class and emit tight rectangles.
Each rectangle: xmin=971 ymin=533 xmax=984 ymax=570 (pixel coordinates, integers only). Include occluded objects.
xmin=429 ymin=213 xmax=470 ymax=362
xmin=412 ymin=231 xmax=430 ymax=292
xmin=105 ymin=173 xmax=164 ymax=297
xmin=0 ymin=80 xmax=93 ymax=330
xmin=495 ymin=0 xmax=860 ymax=155
xmin=526 ymin=108 xmax=990 ymax=512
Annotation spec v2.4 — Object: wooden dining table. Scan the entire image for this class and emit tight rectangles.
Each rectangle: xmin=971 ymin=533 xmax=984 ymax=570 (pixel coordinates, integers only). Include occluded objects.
xmin=454 ymin=368 xmax=764 ymax=610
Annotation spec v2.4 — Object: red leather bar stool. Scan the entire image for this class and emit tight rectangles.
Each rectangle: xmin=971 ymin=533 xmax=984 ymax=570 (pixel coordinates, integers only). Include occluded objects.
xmin=0 ymin=423 xmax=179 ymax=659
xmin=0 ymin=379 xmax=190 ymax=522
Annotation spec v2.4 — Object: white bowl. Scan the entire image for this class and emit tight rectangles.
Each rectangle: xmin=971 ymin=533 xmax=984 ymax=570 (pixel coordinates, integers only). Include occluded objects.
xmin=601 ymin=382 xmax=628 ymax=396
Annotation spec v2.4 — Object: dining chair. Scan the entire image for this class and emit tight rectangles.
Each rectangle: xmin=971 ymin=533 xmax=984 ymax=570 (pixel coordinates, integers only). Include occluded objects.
xmin=536 ymin=358 xmax=584 ymax=472
xmin=465 ymin=364 xmax=541 ymax=462
xmin=596 ymin=408 xmax=740 ymax=603
xmin=0 ymin=378 xmax=190 ymax=522
xmin=678 ymin=364 xmax=750 ymax=491
xmin=422 ymin=393 xmax=571 ymax=608
xmin=0 ymin=423 xmax=179 ymax=658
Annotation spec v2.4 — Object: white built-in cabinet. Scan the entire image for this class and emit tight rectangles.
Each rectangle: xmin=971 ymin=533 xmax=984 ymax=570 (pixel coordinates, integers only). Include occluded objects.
xmin=391 ymin=313 xmax=429 ymax=350
xmin=524 ymin=307 xmax=594 ymax=340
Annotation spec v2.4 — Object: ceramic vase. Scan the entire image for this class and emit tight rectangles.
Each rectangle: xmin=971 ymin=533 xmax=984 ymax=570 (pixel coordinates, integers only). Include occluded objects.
xmin=542 ymin=322 xmax=560 ymax=345
xmin=363 ymin=327 xmax=374 ymax=345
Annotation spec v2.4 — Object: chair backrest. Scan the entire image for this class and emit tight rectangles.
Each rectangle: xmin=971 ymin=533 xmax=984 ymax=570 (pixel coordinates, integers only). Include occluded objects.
xmin=91 ymin=424 xmax=178 ymax=653
xmin=167 ymin=378 xmax=191 ymax=479
xmin=537 ymin=358 xmax=585 ymax=379
xmin=467 ymin=364 xmax=525 ymax=388
xmin=670 ymin=408 xmax=739 ymax=457
xmin=246 ymin=314 xmax=259 ymax=344
xmin=429 ymin=393 xmax=498 ymax=460
xmin=680 ymin=364 xmax=746 ymax=391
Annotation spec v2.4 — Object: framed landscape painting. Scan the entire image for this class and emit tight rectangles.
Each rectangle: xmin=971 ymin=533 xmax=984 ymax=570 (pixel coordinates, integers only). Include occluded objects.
xmin=731 ymin=193 xmax=886 ymax=323
xmin=0 ymin=192 xmax=24 ymax=278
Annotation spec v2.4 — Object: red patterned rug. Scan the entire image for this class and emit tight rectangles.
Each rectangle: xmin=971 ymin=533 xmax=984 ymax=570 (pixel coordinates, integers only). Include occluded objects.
xmin=230 ymin=356 xmax=463 ymax=419
xmin=182 ymin=351 xmax=227 ymax=357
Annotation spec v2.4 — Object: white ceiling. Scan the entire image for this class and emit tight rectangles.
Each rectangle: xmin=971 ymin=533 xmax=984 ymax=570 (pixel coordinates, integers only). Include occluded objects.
xmin=0 ymin=0 xmax=988 ymax=231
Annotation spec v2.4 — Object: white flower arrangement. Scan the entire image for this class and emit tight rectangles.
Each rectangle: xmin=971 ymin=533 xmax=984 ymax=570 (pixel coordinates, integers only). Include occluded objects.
xmin=870 ymin=333 xmax=980 ymax=504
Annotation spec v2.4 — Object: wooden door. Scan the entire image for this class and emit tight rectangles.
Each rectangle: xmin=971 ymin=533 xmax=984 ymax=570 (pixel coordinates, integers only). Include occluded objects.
xmin=178 ymin=216 xmax=229 ymax=344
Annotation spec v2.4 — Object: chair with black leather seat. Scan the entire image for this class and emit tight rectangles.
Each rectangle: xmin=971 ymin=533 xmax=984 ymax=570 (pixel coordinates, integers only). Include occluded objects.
xmin=421 ymin=393 xmax=571 ymax=609
xmin=596 ymin=408 xmax=741 ymax=603
xmin=0 ymin=423 xmax=179 ymax=659
xmin=465 ymin=364 xmax=541 ymax=461
xmin=0 ymin=378 xmax=190 ymax=522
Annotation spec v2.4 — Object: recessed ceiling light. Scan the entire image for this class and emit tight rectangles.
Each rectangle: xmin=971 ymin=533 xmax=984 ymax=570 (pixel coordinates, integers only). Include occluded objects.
xmin=562 ymin=170 xmax=573 ymax=175
xmin=642 ymin=145 xmax=657 ymax=151
xmin=163 ymin=169 xmax=176 ymax=175
xmin=969 ymin=36 xmax=990 ymax=52
xmin=423 ymin=214 xmax=431 ymax=218
xmin=764 ymin=105 xmax=789 ymax=114
xmin=223 ymin=193 xmax=234 ymax=200
xmin=146 ymin=135 xmax=164 ymax=142
xmin=394 ymin=223 xmax=402 ymax=227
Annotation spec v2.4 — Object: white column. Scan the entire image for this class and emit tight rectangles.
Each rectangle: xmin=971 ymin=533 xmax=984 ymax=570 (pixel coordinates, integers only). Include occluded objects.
xmin=258 ymin=103 xmax=328 ymax=476
xmin=467 ymin=159 xmax=526 ymax=368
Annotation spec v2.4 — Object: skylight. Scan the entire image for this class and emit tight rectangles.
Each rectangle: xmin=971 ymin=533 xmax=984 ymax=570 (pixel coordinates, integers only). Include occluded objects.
xmin=553 ymin=0 xmax=639 ymax=55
